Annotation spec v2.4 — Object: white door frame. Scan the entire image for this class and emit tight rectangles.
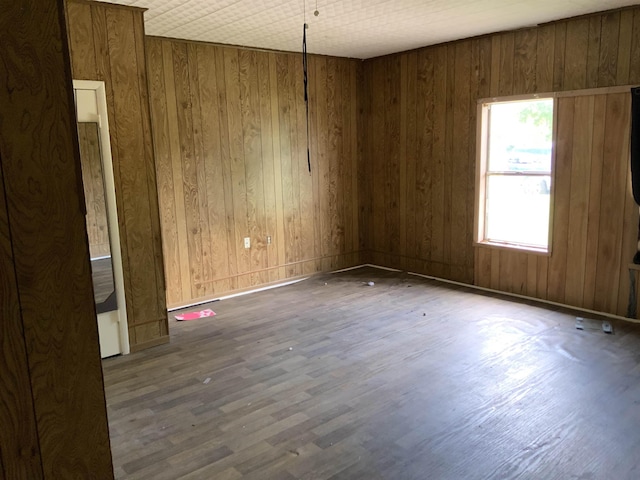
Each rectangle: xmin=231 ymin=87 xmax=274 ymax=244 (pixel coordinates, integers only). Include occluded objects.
xmin=74 ymin=79 xmax=130 ymax=356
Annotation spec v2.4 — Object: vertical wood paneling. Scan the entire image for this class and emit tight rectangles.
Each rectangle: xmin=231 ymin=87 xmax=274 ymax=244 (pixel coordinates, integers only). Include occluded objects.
xmin=269 ymin=52 xmax=287 ymax=280
xmin=0 ymin=163 xmax=42 ymax=480
xmin=564 ymin=96 xmax=595 ymax=306
xmin=404 ymin=52 xmax=418 ymax=271
xmin=307 ymin=55 xmax=321 ymax=271
xmin=599 ymin=12 xmax=622 ymax=87
xmin=171 ymin=42 xmax=200 ymax=299
xmin=362 ymin=5 xmax=640 ymax=319
xmin=586 ymin=17 xmax=602 ymax=88
xmin=147 ymin=38 xmax=361 ymax=308
xmin=66 ymin=0 xmax=168 ymax=349
xmin=616 ymin=10 xmax=634 ymax=84
xmin=415 ymin=50 xmax=433 ymax=263
xmin=594 ymin=93 xmax=629 ymax=313
xmin=564 ymin=19 xmax=589 ymax=90
xmin=200 ymin=44 xmax=232 ymax=291
xmin=553 ymin=23 xmax=567 ymax=91
xmin=225 ymin=48 xmax=251 ymax=285
xmin=547 ymin=96 xmax=574 ymax=304
xmin=498 ymin=33 xmax=515 ymax=96
xmin=65 ymin=1 xmax=96 ymax=79
xmin=161 ymin=40 xmax=191 ymax=303
xmin=134 ymin=14 xmax=166 ymax=332
xmin=386 ymin=56 xmax=401 ymax=264
xmin=290 ymin=54 xmax=304 ymax=275
xmin=359 ymin=61 xmax=371 ymax=260
xmin=350 ymin=61 xmax=360 ymax=256
xmin=535 ymin=24 xmax=555 ymax=92
xmin=443 ymin=45 xmax=455 ymax=279
xmin=514 ymin=29 xmax=537 ymax=94
xmin=398 ymin=55 xmax=408 ymax=269
xmin=431 ymin=46 xmax=448 ymax=269
xmin=582 ymin=95 xmax=607 ymax=309
xmin=451 ymin=41 xmax=472 ymax=281
xmin=617 ymin=148 xmax=637 ymax=315
xmin=299 ymin=55 xmax=316 ymax=274
xmin=216 ymin=46 xmax=240 ymax=289
xmin=0 ymin=0 xmax=113 ymax=475
xmin=188 ymin=43 xmax=212 ymax=294
xmin=630 ymin=10 xmax=640 ymax=83
xmin=370 ymin=58 xmax=384 ymax=261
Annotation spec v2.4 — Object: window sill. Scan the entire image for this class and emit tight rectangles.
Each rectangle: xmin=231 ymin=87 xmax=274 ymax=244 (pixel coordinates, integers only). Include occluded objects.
xmin=474 ymin=240 xmax=550 ymax=256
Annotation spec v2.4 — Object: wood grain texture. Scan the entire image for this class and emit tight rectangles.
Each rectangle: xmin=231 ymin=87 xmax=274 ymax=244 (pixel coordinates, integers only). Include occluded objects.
xmin=0 ymin=154 xmax=42 ymax=479
xmin=361 ymin=5 xmax=640 ymax=318
xmin=0 ymin=0 xmax=113 ymax=477
xmin=104 ymin=266 xmax=640 ymax=479
xmin=474 ymin=92 xmax=632 ymax=318
xmin=78 ymin=123 xmax=111 ymax=258
xmin=146 ymin=37 xmax=362 ymax=309
xmin=66 ymin=0 xmax=168 ymax=348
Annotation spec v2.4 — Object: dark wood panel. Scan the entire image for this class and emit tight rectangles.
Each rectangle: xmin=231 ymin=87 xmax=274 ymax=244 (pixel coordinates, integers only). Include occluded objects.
xmin=513 ymin=28 xmax=537 ymax=94
xmin=599 ymin=12 xmax=621 ymax=87
xmin=0 ymin=0 xmax=113 ymax=476
xmin=630 ymin=10 xmax=640 ymax=83
xmin=0 ymin=157 xmax=42 ymax=479
xmin=147 ymin=38 xmax=361 ymax=309
xmin=535 ymin=24 xmax=555 ymax=92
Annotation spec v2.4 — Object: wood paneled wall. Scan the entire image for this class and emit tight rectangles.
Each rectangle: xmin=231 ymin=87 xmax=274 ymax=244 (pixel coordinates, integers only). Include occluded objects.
xmin=476 ymin=92 xmax=634 ymax=317
xmin=0 ymin=147 xmax=41 ymax=479
xmin=79 ymin=122 xmax=110 ymax=259
xmin=66 ymin=0 xmax=168 ymax=349
xmin=361 ymin=6 xmax=640 ymax=317
xmin=0 ymin=0 xmax=113 ymax=476
xmin=146 ymin=38 xmax=362 ymax=308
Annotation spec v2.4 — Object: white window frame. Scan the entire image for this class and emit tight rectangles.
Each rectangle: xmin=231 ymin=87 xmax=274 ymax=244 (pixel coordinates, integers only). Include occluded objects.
xmin=474 ymin=93 xmax=557 ymax=255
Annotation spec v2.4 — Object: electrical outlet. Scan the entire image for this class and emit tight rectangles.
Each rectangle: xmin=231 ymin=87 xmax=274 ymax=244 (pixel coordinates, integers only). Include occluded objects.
xmin=267 ymin=235 xmax=272 ymax=245
xmin=244 ymin=237 xmax=250 ymax=249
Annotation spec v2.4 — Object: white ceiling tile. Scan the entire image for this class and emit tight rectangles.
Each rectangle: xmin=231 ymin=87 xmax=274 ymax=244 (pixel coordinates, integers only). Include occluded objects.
xmin=93 ymin=0 xmax=640 ymax=58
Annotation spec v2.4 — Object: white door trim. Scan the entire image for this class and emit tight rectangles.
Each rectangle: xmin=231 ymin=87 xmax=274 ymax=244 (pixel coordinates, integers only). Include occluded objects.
xmin=74 ymin=80 xmax=130 ymax=356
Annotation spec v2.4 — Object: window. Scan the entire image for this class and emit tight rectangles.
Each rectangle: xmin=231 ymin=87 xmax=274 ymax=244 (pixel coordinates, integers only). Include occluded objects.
xmin=475 ymin=96 xmax=555 ymax=253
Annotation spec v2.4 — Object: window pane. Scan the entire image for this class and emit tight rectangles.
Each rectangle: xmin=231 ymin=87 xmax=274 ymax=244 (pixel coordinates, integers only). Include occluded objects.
xmin=485 ymin=175 xmax=551 ymax=248
xmin=488 ymin=99 xmax=553 ymax=173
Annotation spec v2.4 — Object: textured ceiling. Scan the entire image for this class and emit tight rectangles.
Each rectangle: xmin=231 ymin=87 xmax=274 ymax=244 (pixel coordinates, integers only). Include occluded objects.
xmin=96 ymin=0 xmax=639 ymax=59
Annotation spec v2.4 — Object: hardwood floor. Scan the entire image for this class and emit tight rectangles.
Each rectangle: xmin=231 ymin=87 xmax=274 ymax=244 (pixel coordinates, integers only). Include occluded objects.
xmin=103 ymin=266 xmax=640 ymax=479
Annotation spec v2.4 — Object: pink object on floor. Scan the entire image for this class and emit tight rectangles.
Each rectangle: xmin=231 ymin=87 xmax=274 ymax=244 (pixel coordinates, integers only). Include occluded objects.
xmin=175 ymin=309 xmax=216 ymax=321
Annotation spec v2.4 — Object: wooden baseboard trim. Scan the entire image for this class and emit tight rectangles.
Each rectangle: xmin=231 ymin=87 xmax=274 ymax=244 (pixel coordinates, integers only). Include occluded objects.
xmin=129 ymin=335 xmax=170 ymax=353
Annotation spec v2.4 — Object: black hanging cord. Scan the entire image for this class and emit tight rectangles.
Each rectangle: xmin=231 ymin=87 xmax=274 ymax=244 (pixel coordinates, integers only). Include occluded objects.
xmin=303 ymin=23 xmax=311 ymax=173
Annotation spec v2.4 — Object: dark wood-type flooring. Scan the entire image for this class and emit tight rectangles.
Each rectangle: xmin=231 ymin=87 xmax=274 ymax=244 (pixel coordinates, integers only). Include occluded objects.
xmin=103 ymin=266 xmax=640 ymax=479
xmin=91 ymin=256 xmax=115 ymax=304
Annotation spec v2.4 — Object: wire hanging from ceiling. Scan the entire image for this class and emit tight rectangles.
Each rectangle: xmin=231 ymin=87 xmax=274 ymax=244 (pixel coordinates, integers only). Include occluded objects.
xmin=302 ymin=1 xmax=313 ymax=174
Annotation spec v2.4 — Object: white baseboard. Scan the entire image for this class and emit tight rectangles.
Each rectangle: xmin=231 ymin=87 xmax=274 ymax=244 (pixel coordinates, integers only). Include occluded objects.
xmin=172 ymin=262 xmax=640 ymax=325
xmin=168 ymin=277 xmax=308 ymax=312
